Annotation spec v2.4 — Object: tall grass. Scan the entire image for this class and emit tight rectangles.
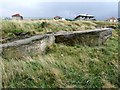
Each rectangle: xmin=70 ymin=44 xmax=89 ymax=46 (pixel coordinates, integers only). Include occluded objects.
xmin=1 ymin=20 xmax=117 ymax=43
xmin=2 ymin=29 xmax=118 ymax=88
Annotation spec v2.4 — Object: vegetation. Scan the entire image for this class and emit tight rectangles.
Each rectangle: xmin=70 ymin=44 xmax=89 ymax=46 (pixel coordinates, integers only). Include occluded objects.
xmin=93 ymin=21 xmax=118 ymax=28
xmin=0 ymin=20 xmax=117 ymax=43
xmin=1 ymin=20 xmax=119 ymax=88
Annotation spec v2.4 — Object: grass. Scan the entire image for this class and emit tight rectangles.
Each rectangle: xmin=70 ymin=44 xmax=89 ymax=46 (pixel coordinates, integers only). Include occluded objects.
xmin=1 ymin=19 xmax=119 ymax=88
xmin=1 ymin=28 xmax=119 ymax=88
xmin=0 ymin=20 xmax=117 ymax=43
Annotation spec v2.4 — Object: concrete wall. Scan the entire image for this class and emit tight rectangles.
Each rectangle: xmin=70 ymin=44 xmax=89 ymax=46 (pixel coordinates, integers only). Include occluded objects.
xmin=0 ymin=28 xmax=112 ymax=59
xmin=54 ymin=28 xmax=112 ymax=46
xmin=1 ymin=34 xmax=55 ymax=59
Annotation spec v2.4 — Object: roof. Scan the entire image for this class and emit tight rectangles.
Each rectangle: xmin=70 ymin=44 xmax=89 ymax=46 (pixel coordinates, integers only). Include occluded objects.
xmin=74 ymin=14 xmax=94 ymax=19
xmin=79 ymin=14 xmax=94 ymax=17
xmin=12 ymin=13 xmax=22 ymax=17
xmin=106 ymin=17 xmax=116 ymax=20
xmin=54 ymin=16 xmax=62 ymax=19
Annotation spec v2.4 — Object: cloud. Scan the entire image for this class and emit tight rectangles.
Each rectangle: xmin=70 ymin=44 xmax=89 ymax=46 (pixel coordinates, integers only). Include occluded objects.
xmin=0 ymin=0 xmax=118 ymax=20
xmin=0 ymin=0 xmax=43 ymax=17
xmin=1 ymin=0 xmax=40 ymax=8
xmin=33 ymin=0 xmax=119 ymax=2
xmin=0 ymin=8 xmax=3 ymax=16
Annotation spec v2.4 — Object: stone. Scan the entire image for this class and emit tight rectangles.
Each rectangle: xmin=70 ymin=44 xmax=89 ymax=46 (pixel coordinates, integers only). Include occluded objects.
xmin=54 ymin=28 xmax=112 ymax=46
xmin=0 ymin=28 xmax=112 ymax=59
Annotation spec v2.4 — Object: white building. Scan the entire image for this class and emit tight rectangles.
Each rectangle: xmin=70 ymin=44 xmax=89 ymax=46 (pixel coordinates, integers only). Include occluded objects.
xmin=74 ymin=14 xmax=96 ymax=21
xmin=106 ymin=17 xmax=117 ymax=22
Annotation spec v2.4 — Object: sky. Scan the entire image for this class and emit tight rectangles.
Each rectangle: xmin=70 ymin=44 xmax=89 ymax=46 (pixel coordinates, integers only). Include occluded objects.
xmin=0 ymin=0 xmax=119 ymax=20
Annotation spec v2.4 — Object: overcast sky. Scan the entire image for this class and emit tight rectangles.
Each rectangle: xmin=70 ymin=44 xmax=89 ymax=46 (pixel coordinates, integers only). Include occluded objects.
xmin=0 ymin=0 xmax=119 ymax=20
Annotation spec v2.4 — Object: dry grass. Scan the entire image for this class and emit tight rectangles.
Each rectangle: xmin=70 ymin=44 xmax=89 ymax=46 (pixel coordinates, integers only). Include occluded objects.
xmin=1 ymin=19 xmax=119 ymax=88
xmin=2 ymin=29 xmax=119 ymax=88
xmin=1 ymin=20 xmax=117 ymax=43
xmin=2 ymin=20 xmax=116 ymax=43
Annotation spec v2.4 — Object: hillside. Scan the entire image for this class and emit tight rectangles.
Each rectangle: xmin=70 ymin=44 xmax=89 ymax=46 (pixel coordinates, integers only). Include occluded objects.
xmin=0 ymin=20 xmax=117 ymax=43
xmin=1 ymin=20 xmax=119 ymax=88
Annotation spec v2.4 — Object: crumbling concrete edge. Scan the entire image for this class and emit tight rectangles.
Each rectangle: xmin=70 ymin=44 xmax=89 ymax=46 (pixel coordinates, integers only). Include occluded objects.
xmin=0 ymin=28 xmax=112 ymax=48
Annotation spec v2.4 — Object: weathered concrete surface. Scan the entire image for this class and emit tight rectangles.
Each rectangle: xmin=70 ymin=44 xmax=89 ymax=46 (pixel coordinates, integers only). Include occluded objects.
xmin=1 ymin=34 xmax=55 ymax=59
xmin=54 ymin=28 xmax=112 ymax=46
xmin=0 ymin=28 xmax=112 ymax=59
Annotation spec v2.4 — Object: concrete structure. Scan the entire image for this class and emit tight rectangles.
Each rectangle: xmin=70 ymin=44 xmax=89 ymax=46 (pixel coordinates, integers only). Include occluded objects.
xmin=106 ymin=17 xmax=117 ymax=22
xmin=1 ymin=28 xmax=112 ymax=59
xmin=1 ymin=34 xmax=55 ymax=59
xmin=74 ymin=14 xmax=96 ymax=21
xmin=54 ymin=28 xmax=112 ymax=46
xmin=12 ymin=14 xmax=23 ymax=20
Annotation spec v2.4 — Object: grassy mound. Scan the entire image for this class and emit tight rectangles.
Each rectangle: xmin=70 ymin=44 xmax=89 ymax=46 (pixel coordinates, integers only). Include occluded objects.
xmin=2 ymin=29 xmax=119 ymax=88
xmin=1 ymin=20 xmax=117 ymax=43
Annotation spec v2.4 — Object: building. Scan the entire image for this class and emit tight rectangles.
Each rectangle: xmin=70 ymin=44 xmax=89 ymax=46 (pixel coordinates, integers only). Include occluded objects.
xmin=106 ymin=17 xmax=117 ymax=22
xmin=54 ymin=16 xmax=65 ymax=20
xmin=117 ymin=18 xmax=120 ymax=22
xmin=74 ymin=14 xmax=96 ymax=21
xmin=12 ymin=13 xmax=23 ymax=20
xmin=54 ymin=16 xmax=62 ymax=20
xmin=4 ymin=17 xmax=11 ymax=20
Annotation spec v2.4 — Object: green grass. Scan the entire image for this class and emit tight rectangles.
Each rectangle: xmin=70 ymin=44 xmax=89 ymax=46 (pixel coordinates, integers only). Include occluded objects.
xmin=1 ymin=20 xmax=117 ymax=43
xmin=2 ymin=29 xmax=119 ymax=88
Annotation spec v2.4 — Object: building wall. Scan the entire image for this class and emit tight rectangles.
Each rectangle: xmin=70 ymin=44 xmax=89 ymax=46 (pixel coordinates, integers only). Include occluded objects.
xmin=75 ymin=17 xmax=95 ymax=21
xmin=12 ymin=16 xmax=22 ymax=20
xmin=114 ymin=20 xmax=117 ymax=22
xmin=108 ymin=19 xmax=117 ymax=22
